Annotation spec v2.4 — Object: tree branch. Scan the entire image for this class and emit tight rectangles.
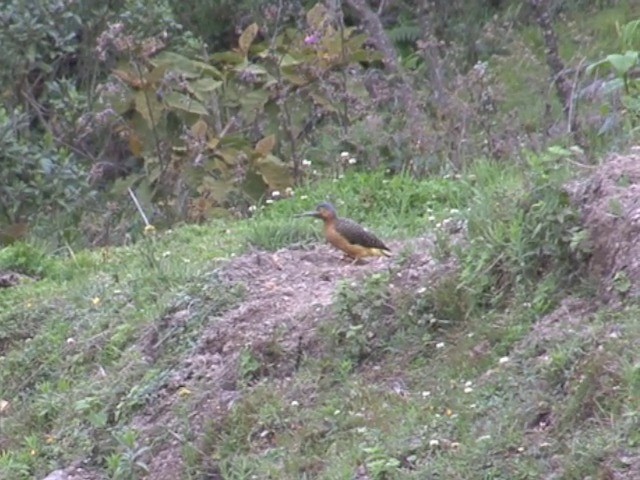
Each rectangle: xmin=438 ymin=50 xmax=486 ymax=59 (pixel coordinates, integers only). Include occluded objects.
xmin=344 ymin=0 xmax=429 ymax=154
xmin=529 ymin=0 xmax=583 ymax=144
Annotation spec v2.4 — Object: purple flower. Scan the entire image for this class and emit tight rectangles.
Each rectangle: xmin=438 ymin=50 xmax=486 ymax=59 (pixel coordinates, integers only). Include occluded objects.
xmin=304 ymin=34 xmax=320 ymax=45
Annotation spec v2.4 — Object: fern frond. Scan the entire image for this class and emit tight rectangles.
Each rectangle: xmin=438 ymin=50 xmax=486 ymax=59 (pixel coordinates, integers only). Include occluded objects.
xmin=387 ymin=24 xmax=422 ymax=45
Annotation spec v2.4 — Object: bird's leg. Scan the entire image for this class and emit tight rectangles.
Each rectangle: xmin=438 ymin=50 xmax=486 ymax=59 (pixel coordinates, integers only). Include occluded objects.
xmin=349 ymin=256 xmax=366 ymax=266
xmin=338 ymin=254 xmax=359 ymax=265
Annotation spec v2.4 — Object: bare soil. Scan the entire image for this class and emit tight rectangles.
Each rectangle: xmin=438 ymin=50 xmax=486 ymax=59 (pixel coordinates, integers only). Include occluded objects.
xmin=568 ymin=147 xmax=640 ymax=304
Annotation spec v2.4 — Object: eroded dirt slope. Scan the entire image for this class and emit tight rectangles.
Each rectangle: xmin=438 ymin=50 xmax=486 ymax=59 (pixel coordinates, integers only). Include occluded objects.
xmin=134 ymin=238 xmax=443 ymax=479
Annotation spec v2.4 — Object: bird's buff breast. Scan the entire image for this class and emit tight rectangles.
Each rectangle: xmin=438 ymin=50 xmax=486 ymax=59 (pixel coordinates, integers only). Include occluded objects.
xmin=325 ymin=224 xmax=378 ymax=259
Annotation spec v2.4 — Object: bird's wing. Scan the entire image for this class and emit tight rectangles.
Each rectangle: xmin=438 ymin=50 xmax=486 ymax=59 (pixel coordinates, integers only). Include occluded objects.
xmin=335 ymin=218 xmax=390 ymax=250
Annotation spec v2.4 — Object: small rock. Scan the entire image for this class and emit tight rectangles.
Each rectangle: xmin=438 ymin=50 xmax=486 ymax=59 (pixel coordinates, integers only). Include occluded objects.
xmin=41 ymin=471 xmax=67 ymax=480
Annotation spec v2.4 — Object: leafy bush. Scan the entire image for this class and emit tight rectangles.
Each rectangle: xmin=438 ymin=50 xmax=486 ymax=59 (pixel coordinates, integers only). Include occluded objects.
xmin=92 ymin=3 xmax=381 ymax=224
xmin=329 ymin=273 xmax=395 ymax=365
xmin=0 ymin=0 xmax=204 ymax=243
xmin=457 ymin=148 xmax=591 ymax=313
xmin=0 ymin=107 xmax=89 ymax=227
xmin=587 ymin=19 xmax=640 ymax=141
xmin=0 ymin=241 xmax=54 ymax=277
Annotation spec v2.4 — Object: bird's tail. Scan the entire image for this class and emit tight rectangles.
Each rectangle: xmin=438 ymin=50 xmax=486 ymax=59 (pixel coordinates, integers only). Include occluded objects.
xmin=370 ymin=248 xmax=391 ymax=257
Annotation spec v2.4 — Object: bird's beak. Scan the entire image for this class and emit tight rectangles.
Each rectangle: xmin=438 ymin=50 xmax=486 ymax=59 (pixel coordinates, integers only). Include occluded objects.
xmin=295 ymin=211 xmax=320 ymax=218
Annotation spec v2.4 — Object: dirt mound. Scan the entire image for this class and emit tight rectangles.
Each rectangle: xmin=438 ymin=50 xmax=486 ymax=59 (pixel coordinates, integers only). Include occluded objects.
xmin=129 ymin=237 xmax=443 ymax=479
xmin=569 ymin=147 xmax=640 ymax=304
xmin=41 ymin=233 xmax=450 ymax=480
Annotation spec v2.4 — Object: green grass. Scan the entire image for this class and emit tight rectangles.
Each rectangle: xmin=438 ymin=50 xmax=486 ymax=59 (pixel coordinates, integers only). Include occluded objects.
xmin=247 ymin=168 xmax=472 ymax=251
xmin=194 ymin=302 xmax=640 ymax=479
xmin=0 ymin=222 xmax=248 ymax=478
xmin=0 ymin=152 xmax=638 ymax=479
xmin=492 ymin=1 xmax=640 ymax=133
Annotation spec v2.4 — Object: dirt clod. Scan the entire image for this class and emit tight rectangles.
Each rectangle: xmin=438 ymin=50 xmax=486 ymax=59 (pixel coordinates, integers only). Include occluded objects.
xmin=569 ymin=148 xmax=640 ymax=304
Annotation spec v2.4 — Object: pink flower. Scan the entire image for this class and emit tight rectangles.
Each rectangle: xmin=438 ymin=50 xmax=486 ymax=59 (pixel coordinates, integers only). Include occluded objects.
xmin=304 ymin=34 xmax=320 ymax=45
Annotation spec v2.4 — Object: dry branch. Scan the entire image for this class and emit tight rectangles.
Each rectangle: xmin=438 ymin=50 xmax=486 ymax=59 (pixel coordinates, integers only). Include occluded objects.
xmin=344 ymin=0 xmax=429 ymax=153
xmin=529 ymin=0 xmax=583 ymax=144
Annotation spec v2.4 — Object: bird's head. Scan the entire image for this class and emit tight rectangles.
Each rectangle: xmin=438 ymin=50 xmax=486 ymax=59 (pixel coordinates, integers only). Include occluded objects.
xmin=296 ymin=202 xmax=338 ymax=221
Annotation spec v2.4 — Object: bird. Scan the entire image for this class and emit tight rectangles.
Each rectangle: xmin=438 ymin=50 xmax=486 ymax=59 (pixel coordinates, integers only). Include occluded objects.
xmin=296 ymin=202 xmax=391 ymax=262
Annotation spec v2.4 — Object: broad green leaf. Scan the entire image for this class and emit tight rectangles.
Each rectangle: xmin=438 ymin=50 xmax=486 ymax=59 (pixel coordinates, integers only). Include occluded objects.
xmin=215 ymin=148 xmax=241 ymax=166
xmin=242 ymin=170 xmax=268 ymax=200
xmin=219 ymin=134 xmax=253 ymax=149
xmin=200 ymin=155 xmax=230 ymax=174
xmin=147 ymin=64 xmax=169 ymax=84
xmin=256 ymin=154 xmax=293 ymax=190
xmin=239 ymin=89 xmax=270 ymax=115
xmin=235 ymin=63 xmax=269 ymax=76
xmin=129 ymin=113 xmax=165 ymax=154
xmin=239 ymin=23 xmax=259 ymax=56
xmin=606 ymin=51 xmax=638 ymax=76
xmin=197 ymin=177 xmax=235 ymax=204
xmin=129 ymin=132 xmax=144 ymax=157
xmin=207 ymin=137 xmax=221 ymax=150
xmin=109 ymin=93 xmax=134 ymax=115
xmin=112 ymin=68 xmax=147 ymax=88
xmin=191 ymin=119 xmax=208 ymax=140
xmin=150 ymin=51 xmax=222 ymax=79
xmin=134 ymin=90 xmax=164 ymax=128
xmin=306 ymin=3 xmax=329 ymax=31
xmin=310 ymin=91 xmax=337 ymax=112
xmin=255 ymin=134 xmax=276 ymax=156
xmin=210 ymin=51 xmax=246 ymax=65
xmin=281 ymin=68 xmax=310 ymax=86
xmin=585 ymin=58 xmax=607 ymax=76
xmin=242 ymin=88 xmax=270 ymax=108
xmin=111 ymin=173 xmax=145 ymax=196
xmin=191 ymin=77 xmax=223 ymax=103
xmin=163 ymin=91 xmax=208 ymax=115
xmin=279 ymin=53 xmax=303 ymax=67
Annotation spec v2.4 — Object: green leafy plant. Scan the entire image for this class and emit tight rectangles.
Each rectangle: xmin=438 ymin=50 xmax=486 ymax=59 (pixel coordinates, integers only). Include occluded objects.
xmin=0 ymin=241 xmax=54 ymax=277
xmin=95 ymin=2 xmax=381 ymax=223
xmin=362 ymin=445 xmax=401 ymax=479
xmin=329 ymin=273 xmax=395 ymax=364
xmin=458 ymin=148 xmax=590 ymax=313
xmin=0 ymin=108 xmax=89 ymax=230
xmin=106 ymin=429 xmax=151 ymax=480
xmin=587 ymin=19 xmax=640 ymax=137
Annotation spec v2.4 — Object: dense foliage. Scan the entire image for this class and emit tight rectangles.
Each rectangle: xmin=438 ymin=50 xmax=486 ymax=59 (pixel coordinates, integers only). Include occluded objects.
xmin=0 ymin=0 xmax=638 ymax=248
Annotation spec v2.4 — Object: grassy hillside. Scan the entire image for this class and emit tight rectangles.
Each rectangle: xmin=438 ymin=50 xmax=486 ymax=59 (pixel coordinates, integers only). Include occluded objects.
xmin=3 ymin=3 xmax=640 ymax=479
xmin=3 ymin=148 xmax=640 ymax=479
